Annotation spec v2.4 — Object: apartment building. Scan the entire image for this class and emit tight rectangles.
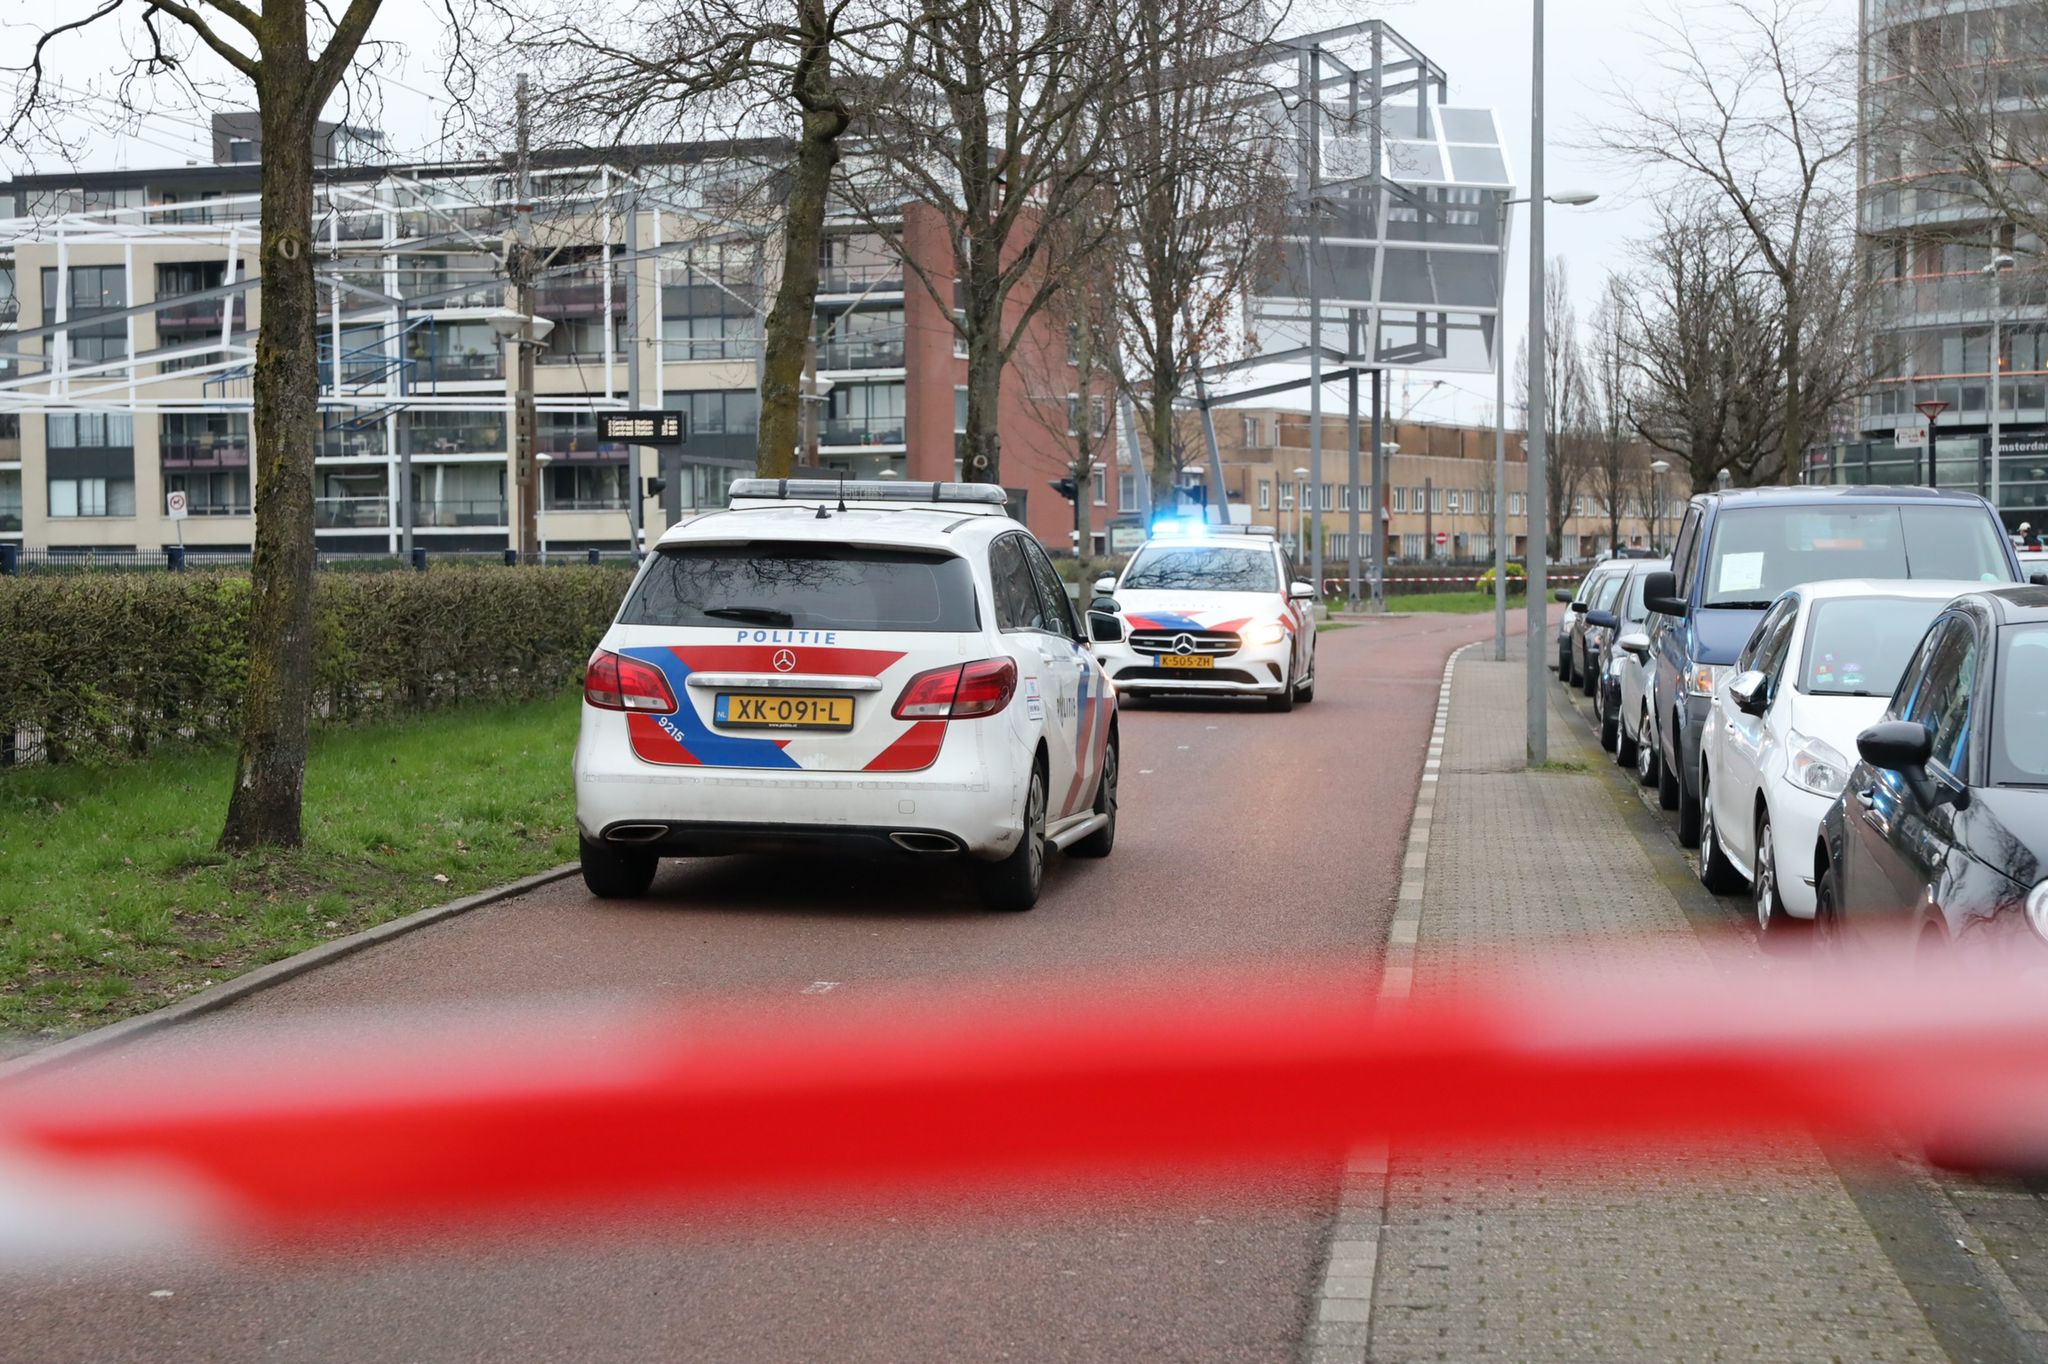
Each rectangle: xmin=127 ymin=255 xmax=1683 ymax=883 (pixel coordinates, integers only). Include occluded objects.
xmin=1206 ymin=409 xmax=1685 ymax=564
xmin=0 ymin=120 xmax=1121 ymax=559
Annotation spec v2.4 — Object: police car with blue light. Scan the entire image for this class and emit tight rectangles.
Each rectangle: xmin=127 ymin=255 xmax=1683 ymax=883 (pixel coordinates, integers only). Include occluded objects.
xmin=573 ymin=480 xmax=1119 ymax=912
xmin=1085 ymin=520 xmax=1319 ymax=711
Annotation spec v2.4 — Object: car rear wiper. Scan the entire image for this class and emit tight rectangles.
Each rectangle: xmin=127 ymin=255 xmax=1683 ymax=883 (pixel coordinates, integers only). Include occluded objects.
xmin=703 ymin=606 xmax=796 ymax=625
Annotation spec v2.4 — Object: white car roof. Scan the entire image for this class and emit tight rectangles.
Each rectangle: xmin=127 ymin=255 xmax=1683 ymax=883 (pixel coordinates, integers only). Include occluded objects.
xmin=655 ymin=503 xmax=1013 ymax=553
xmin=1786 ymin=578 xmax=1992 ymax=604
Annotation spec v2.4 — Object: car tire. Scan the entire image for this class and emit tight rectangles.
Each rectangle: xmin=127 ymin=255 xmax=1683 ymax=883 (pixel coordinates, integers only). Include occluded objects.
xmin=1297 ymin=651 xmax=1316 ymax=704
xmin=1267 ymin=675 xmax=1296 ymax=711
xmin=1813 ymin=860 xmax=1843 ymax=960
xmin=1071 ymin=739 xmax=1117 ymax=859
xmin=1597 ymin=689 xmax=1619 ymax=752
xmin=1615 ymin=708 xmax=1639 ymax=768
xmin=1656 ymin=713 xmax=1681 ymax=810
xmin=1695 ymin=768 xmax=1741 ymax=890
xmin=977 ymin=761 xmax=1048 ymax=912
xmin=579 ymin=837 xmax=658 ymax=900
xmin=1635 ymin=707 xmax=1659 ymax=786
xmin=1753 ymin=807 xmax=1789 ymax=934
xmin=1581 ymin=656 xmax=1598 ymax=697
xmin=1558 ymin=643 xmax=1573 ymax=685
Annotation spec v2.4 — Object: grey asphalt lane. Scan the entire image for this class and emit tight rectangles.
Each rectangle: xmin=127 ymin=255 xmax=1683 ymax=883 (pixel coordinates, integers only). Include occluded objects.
xmin=2 ymin=611 xmax=1515 ymax=1364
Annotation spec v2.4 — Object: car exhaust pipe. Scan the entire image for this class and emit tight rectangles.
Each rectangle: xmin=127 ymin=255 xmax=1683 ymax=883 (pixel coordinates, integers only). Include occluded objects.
xmin=606 ymin=823 xmax=670 ymax=844
xmin=890 ymin=832 xmax=962 ymax=854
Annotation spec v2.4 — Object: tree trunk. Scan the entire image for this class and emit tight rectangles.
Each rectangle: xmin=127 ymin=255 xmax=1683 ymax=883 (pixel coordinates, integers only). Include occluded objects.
xmin=757 ymin=9 xmax=846 ymax=478
xmin=961 ymin=231 xmax=1004 ymax=484
xmin=219 ymin=82 xmax=319 ymax=852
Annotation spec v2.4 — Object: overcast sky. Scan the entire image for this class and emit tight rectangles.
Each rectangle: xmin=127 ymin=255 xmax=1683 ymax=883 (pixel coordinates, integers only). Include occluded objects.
xmin=1 ymin=0 xmax=1777 ymax=431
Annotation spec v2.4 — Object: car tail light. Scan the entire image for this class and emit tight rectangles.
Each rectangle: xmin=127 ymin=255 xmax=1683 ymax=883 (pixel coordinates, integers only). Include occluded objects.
xmin=892 ymin=658 xmax=1017 ymax=721
xmin=584 ymin=648 xmax=677 ymax=714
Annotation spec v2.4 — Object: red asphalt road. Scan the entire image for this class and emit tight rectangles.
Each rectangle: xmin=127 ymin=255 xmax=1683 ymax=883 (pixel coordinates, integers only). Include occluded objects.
xmin=2 ymin=611 xmax=1521 ymax=1364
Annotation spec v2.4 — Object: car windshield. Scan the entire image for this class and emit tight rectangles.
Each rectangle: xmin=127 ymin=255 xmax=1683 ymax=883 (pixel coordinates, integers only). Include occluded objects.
xmin=620 ymin=542 xmax=980 ymax=632
xmin=1593 ymin=573 xmax=1626 ymax=612
xmin=1700 ymin=504 xmax=2013 ymax=608
xmin=1122 ymin=545 xmax=1279 ymax=593
xmin=1797 ymin=596 xmax=1951 ymax=697
xmin=1993 ymin=624 xmax=2048 ymax=786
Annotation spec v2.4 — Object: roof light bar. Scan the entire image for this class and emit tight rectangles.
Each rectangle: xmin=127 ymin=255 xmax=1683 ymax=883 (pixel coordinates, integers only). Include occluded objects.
xmin=728 ymin=479 xmax=1009 ymax=507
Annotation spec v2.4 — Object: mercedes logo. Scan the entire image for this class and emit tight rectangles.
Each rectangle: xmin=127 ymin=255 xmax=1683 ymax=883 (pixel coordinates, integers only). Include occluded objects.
xmin=772 ymin=649 xmax=797 ymax=673
xmin=1173 ymin=634 xmax=1196 ymax=656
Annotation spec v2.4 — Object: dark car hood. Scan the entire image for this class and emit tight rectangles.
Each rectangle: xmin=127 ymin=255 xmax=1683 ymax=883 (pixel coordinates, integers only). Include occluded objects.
xmin=1961 ymin=787 xmax=2048 ymax=891
xmin=1689 ymin=605 xmax=1767 ymax=665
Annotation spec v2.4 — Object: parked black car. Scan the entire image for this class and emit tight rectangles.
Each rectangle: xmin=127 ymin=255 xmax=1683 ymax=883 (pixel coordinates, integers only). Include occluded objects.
xmin=1643 ymin=486 xmax=2026 ymax=848
xmin=1587 ymin=558 xmax=1670 ymax=753
xmin=1815 ymin=586 xmax=2048 ymax=951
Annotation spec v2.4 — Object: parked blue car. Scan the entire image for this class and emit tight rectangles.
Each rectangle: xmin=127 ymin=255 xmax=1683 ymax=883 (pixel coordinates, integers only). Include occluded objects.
xmin=1641 ymin=486 xmax=2027 ymax=848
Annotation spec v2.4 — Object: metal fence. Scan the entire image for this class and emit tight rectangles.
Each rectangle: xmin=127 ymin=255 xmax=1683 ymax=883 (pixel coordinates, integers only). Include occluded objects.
xmin=0 ymin=545 xmax=642 ymax=576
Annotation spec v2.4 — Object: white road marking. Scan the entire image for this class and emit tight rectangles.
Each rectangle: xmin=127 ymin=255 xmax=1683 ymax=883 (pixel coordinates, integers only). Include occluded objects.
xmin=800 ymin=981 xmax=840 ymax=995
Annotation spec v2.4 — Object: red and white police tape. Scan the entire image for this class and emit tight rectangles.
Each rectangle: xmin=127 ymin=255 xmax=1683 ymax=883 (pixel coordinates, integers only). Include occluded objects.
xmin=4 ymin=947 xmax=2046 ymax=1259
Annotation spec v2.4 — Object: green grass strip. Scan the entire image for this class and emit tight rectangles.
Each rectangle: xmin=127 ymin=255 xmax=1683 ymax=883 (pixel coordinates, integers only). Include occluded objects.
xmin=0 ymin=692 xmax=581 ymax=1048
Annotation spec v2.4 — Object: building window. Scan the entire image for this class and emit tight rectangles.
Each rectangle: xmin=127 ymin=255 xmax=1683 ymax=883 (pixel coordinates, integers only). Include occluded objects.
xmin=1339 ymin=484 xmax=1351 ymax=511
xmin=1091 ymin=465 xmax=1107 ymax=505
xmin=1447 ymin=490 xmax=1460 ymax=514
xmin=48 ymin=476 xmax=135 ymax=518
xmin=823 ymin=381 xmax=905 ymax=445
xmin=668 ymin=390 xmax=761 ymax=437
xmin=952 ymin=311 xmax=969 ymax=359
xmin=954 ymin=386 xmax=968 ymax=434
xmin=160 ymin=412 xmax=250 ymax=467
xmin=544 ymin=461 xmax=631 ymax=511
xmin=47 ymin=412 xmax=135 ymax=450
xmin=1392 ymin=487 xmax=1407 ymax=512
xmin=0 ymin=469 xmax=21 ymax=533
xmin=164 ymin=468 xmax=251 ymax=516
xmin=40 ymin=265 xmax=128 ymax=364
xmin=1259 ymin=481 xmax=1271 ymax=511
xmin=1066 ymin=321 xmax=1081 ymax=366
xmin=1401 ymin=532 xmax=1424 ymax=559
xmin=1066 ymin=394 xmax=1080 ymax=436
xmin=1119 ymin=471 xmax=1137 ymax=508
xmin=1242 ymin=415 xmax=1262 ymax=446
xmin=408 ymin=408 xmax=506 ymax=454
xmin=1319 ymin=483 xmax=1333 ymax=511
xmin=1280 ymin=482 xmax=1295 ymax=509
xmin=1430 ymin=487 xmax=1443 ymax=513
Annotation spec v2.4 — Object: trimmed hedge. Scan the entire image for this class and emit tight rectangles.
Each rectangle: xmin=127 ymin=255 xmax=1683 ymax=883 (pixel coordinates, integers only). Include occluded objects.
xmin=1475 ymin=563 xmax=1528 ymax=594
xmin=0 ymin=566 xmax=633 ymax=766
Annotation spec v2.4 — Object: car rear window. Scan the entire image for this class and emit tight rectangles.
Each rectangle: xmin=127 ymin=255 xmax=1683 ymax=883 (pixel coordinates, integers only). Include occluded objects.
xmin=1701 ymin=504 xmax=2014 ymax=608
xmin=620 ymin=542 xmax=980 ymax=632
xmin=1797 ymin=596 xmax=1949 ymax=697
xmin=1122 ymin=545 xmax=1279 ymax=593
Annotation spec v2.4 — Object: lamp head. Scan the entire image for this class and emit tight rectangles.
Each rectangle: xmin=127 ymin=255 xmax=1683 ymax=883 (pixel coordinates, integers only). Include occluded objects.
xmin=1549 ymin=191 xmax=1600 ymax=207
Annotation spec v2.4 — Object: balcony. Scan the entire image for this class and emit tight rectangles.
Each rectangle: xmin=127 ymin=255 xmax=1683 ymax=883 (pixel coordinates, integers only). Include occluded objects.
xmin=660 ymin=334 xmax=762 ymax=362
xmin=412 ymin=497 xmax=508 ymax=528
xmin=416 ymin=348 xmax=504 ymax=381
xmin=537 ymin=437 xmax=628 ymax=461
xmin=160 ymin=439 xmax=251 ymax=469
xmin=819 ymin=416 xmax=906 ymax=447
xmin=817 ymin=262 xmax=902 ymax=295
xmin=315 ymin=496 xmax=392 ymax=529
xmin=817 ymin=335 xmax=907 ymax=371
xmin=155 ymin=298 xmax=244 ymax=335
xmin=544 ymin=493 xmax=631 ymax=512
xmin=533 ymin=268 xmax=628 ymax=320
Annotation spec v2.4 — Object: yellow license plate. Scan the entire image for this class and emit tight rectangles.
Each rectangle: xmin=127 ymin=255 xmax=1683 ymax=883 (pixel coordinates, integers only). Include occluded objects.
xmin=716 ymin=693 xmax=856 ymax=730
xmin=1159 ymin=655 xmax=1215 ymax=670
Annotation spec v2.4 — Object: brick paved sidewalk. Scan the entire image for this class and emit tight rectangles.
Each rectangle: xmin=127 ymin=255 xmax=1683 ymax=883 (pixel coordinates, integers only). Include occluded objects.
xmin=1353 ymin=645 xmax=1950 ymax=1362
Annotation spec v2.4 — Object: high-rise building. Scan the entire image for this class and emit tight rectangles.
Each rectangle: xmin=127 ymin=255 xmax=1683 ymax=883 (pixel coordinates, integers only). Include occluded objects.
xmin=0 ymin=119 xmax=1122 ymax=560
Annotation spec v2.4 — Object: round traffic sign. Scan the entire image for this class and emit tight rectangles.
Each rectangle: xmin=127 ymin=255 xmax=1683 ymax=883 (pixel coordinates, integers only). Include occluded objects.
xmin=165 ymin=490 xmax=189 ymax=518
xmin=1434 ymin=530 xmax=1447 ymax=547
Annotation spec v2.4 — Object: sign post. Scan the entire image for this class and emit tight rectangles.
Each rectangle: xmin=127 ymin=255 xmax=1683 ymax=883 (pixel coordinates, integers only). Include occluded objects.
xmin=1913 ymin=399 xmax=1950 ymax=487
xmin=165 ymin=489 xmax=188 ymax=549
xmin=599 ymin=413 xmax=688 ymax=553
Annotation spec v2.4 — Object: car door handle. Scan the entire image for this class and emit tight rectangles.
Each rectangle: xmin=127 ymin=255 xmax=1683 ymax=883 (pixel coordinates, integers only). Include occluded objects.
xmin=1856 ymin=787 xmax=1877 ymax=809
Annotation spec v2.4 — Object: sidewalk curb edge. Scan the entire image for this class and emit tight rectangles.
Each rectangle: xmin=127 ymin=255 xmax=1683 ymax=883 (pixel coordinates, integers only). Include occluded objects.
xmin=0 ymin=863 xmax=578 ymax=1084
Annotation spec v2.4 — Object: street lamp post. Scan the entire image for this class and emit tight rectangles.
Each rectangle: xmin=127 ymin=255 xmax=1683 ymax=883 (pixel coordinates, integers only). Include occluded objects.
xmin=1293 ymin=465 xmax=1310 ymax=560
xmin=1984 ymin=254 xmax=2014 ymax=521
xmin=1493 ymin=188 xmax=1597 ymax=664
xmin=1648 ymin=459 xmax=1670 ymax=552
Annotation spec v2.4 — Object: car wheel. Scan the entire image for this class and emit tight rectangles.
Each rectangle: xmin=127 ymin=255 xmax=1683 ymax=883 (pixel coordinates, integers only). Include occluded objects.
xmin=1656 ymin=712 xmax=1681 ymax=809
xmin=1634 ymin=706 xmax=1659 ymax=786
xmin=1297 ymin=651 xmax=1316 ymax=704
xmin=1267 ymin=673 xmax=1296 ymax=711
xmin=1581 ymin=657 xmax=1599 ymax=697
xmin=1071 ymin=739 xmax=1117 ymax=859
xmin=1597 ymin=689 xmax=1619 ymax=752
xmin=1753 ymin=807 xmax=1789 ymax=934
xmin=1558 ymin=643 xmax=1573 ymax=685
xmin=1695 ymin=769 xmax=1741 ymax=890
xmin=978 ymin=761 xmax=1048 ymax=911
xmin=579 ymin=837 xmax=658 ymax=899
xmin=1615 ymin=706 xmax=1639 ymax=768
xmin=1813 ymin=859 xmax=1843 ymax=960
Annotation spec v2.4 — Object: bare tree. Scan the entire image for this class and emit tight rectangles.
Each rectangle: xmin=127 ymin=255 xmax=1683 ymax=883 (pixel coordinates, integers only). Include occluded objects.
xmin=1600 ymin=0 xmax=1861 ymax=485
xmin=1616 ymin=201 xmax=1786 ymax=491
xmin=844 ymin=0 xmax=1127 ymax=486
xmin=1515 ymin=258 xmax=1596 ymax=559
xmin=1586 ymin=276 xmax=1644 ymax=553
xmin=466 ymin=0 xmax=897 ymax=477
xmin=6 ymin=1 xmax=389 ymax=852
xmin=1104 ymin=0 xmax=1287 ymax=502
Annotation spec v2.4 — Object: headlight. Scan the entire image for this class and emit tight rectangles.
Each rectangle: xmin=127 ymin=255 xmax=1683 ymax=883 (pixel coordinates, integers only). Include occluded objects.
xmin=1786 ymin=730 xmax=1851 ymax=798
xmin=2028 ymin=882 xmax=2048 ymax=943
xmin=1244 ymin=621 xmax=1287 ymax=647
xmin=1688 ymin=664 xmax=1729 ymax=697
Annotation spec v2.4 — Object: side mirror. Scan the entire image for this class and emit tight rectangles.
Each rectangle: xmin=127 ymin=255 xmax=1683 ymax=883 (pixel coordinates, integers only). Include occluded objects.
xmin=2031 ymin=572 xmax=2048 ymax=586
xmin=1642 ymin=570 xmax=1686 ymax=617
xmin=1586 ymin=609 xmax=1617 ymax=629
xmin=1289 ymin=580 xmax=1317 ymax=602
xmin=1729 ymin=669 xmax=1769 ymax=717
xmin=1618 ymin=631 xmax=1651 ymax=657
xmin=1094 ymin=574 xmax=1118 ymax=596
xmin=1858 ymin=719 xmax=1934 ymax=772
xmin=1086 ymin=597 xmax=1124 ymax=644
xmin=1554 ymin=588 xmax=1573 ymax=603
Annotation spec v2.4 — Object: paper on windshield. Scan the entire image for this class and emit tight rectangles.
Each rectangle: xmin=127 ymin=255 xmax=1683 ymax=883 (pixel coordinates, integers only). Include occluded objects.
xmin=1717 ymin=552 xmax=1766 ymax=595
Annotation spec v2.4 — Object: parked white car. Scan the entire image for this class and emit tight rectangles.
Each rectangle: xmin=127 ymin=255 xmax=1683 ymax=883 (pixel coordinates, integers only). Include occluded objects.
xmin=573 ymin=480 xmax=1118 ymax=912
xmin=1694 ymin=578 xmax=1980 ymax=932
xmin=1591 ymin=559 xmax=1669 ymax=777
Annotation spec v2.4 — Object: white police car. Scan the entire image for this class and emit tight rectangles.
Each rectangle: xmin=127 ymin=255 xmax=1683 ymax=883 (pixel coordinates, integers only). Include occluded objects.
xmin=573 ymin=480 xmax=1118 ymax=911
xmin=1085 ymin=524 xmax=1319 ymax=710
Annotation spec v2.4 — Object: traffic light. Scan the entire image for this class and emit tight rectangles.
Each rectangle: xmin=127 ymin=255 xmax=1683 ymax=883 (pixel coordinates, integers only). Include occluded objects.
xmin=1050 ymin=478 xmax=1078 ymax=503
xmin=642 ymin=475 xmax=667 ymax=501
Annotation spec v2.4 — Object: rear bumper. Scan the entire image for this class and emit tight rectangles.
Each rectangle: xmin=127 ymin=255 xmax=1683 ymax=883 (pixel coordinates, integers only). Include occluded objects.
xmin=595 ymin=820 xmax=971 ymax=859
xmin=573 ymin=706 xmax=1030 ymax=860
